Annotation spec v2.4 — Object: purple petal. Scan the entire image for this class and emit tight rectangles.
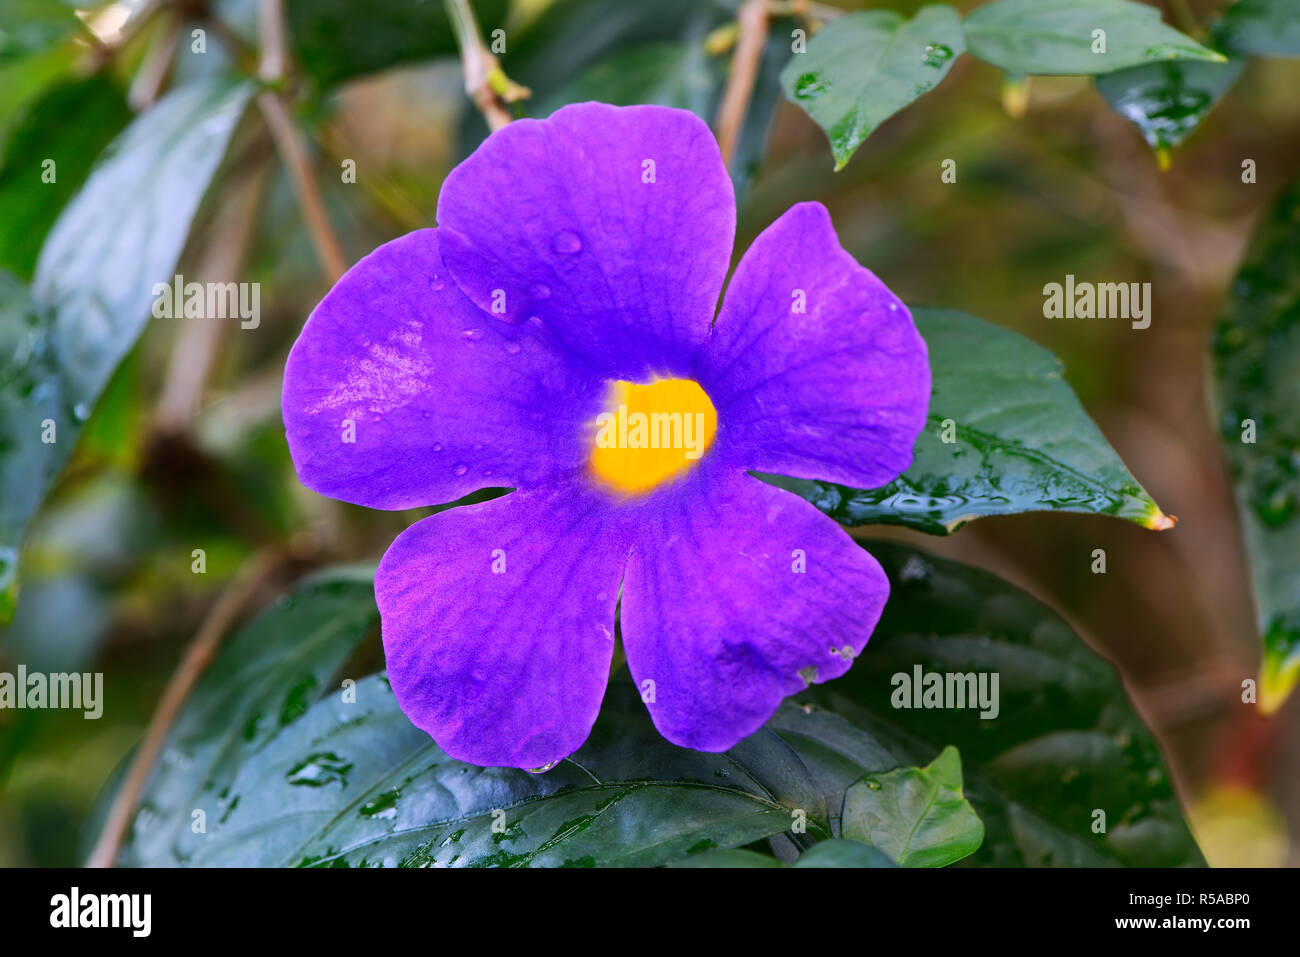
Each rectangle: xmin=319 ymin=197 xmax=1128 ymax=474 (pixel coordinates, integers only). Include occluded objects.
xmin=375 ymin=484 xmax=632 ymax=768
xmin=701 ymin=202 xmax=930 ymax=490
xmin=619 ymin=469 xmax=890 ymax=752
xmin=436 ymin=102 xmax=735 ymax=379
xmin=282 ymin=229 xmax=598 ymax=508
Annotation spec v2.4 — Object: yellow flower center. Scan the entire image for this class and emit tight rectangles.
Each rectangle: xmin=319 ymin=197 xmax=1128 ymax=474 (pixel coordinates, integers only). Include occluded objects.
xmin=588 ymin=378 xmax=718 ymax=495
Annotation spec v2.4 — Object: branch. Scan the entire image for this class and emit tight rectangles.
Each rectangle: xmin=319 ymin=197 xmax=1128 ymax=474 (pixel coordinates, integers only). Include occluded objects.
xmin=86 ymin=549 xmax=283 ymax=867
xmin=445 ymin=0 xmax=528 ymax=131
xmin=255 ymin=0 xmax=347 ymax=281
xmin=714 ymin=0 xmax=770 ymax=169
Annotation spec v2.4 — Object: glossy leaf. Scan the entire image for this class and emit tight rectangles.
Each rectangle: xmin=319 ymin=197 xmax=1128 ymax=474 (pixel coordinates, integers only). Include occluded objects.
xmin=1213 ymin=178 xmax=1300 ymax=712
xmin=805 ymin=543 xmax=1206 ymax=867
xmin=1095 ymin=58 xmax=1244 ymax=152
xmin=1216 ymin=0 xmax=1300 ymax=57
xmin=669 ymin=848 xmax=783 ymax=867
xmin=780 ymin=6 xmax=965 ymax=169
xmin=0 ymin=80 xmax=251 ymax=613
xmin=793 ymin=839 xmax=898 ymax=868
xmin=0 ymin=75 xmax=132 ymax=278
xmin=762 ymin=307 xmax=1172 ymax=534
xmin=841 ymin=745 xmax=983 ymax=867
xmin=118 ymin=566 xmax=381 ymax=866
xmin=187 ymin=677 xmax=832 ymax=867
xmin=963 ymin=0 xmax=1224 ymax=76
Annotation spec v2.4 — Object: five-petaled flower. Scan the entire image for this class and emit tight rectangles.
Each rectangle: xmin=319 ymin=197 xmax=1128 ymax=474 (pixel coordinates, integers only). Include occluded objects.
xmin=282 ymin=102 xmax=930 ymax=770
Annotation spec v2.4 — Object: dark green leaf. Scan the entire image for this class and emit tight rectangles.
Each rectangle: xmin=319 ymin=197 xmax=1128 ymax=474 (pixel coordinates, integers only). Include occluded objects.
xmin=804 ymin=543 xmax=1205 ymax=867
xmin=963 ymin=0 xmax=1224 ymax=75
xmin=1216 ymin=0 xmax=1300 ymax=57
xmin=762 ymin=307 xmax=1172 ymax=534
xmin=187 ymin=678 xmax=832 ymax=867
xmin=286 ymin=0 xmax=510 ymax=91
xmin=1095 ymin=58 xmax=1244 ymax=152
xmin=1212 ymin=177 xmax=1300 ymax=712
xmin=780 ymin=6 xmax=965 ymax=169
xmin=841 ymin=745 xmax=983 ymax=867
xmin=0 ymin=0 xmax=82 ymax=63
xmin=539 ymin=41 xmax=722 ymax=117
xmin=669 ymin=847 xmax=783 ymax=867
xmin=792 ymin=838 xmax=897 ymax=868
xmin=0 ymin=80 xmax=252 ymax=612
xmin=117 ymin=566 xmax=381 ymax=866
xmin=0 ymin=75 xmax=132 ymax=278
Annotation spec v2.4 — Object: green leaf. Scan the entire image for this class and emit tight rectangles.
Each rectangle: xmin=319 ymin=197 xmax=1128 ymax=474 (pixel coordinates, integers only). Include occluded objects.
xmin=780 ymin=6 xmax=965 ymax=169
xmin=963 ymin=0 xmax=1225 ymax=76
xmin=0 ymin=75 xmax=132 ymax=278
xmin=286 ymin=0 xmax=510 ymax=91
xmin=117 ymin=566 xmax=381 ymax=866
xmin=0 ymin=79 xmax=252 ymax=613
xmin=0 ymin=0 xmax=83 ymax=62
xmin=762 ymin=307 xmax=1172 ymax=534
xmin=185 ymin=677 xmax=832 ymax=867
xmin=841 ymin=745 xmax=984 ymax=867
xmin=1213 ymin=177 xmax=1300 ymax=712
xmin=539 ymin=41 xmax=722 ymax=117
xmin=668 ymin=847 xmax=783 ymax=867
xmin=1095 ymin=58 xmax=1244 ymax=153
xmin=805 ymin=543 xmax=1205 ymax=867
xmin=1216 ymin=0 xmax=1300 ymax=57
xmin=793 ymin=838 xmax=898 ymax=868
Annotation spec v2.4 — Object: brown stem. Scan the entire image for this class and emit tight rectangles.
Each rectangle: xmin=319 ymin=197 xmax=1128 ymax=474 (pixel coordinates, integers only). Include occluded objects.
xmin=86 ymin=548 xmax=283 ymax=867
xmin=255 ymin=0 xmax=347 ymax=281
xmin=714 ymin=0 xmax=770 ymax=168
xmin=445 ymin=0 xmax=526 ymax=131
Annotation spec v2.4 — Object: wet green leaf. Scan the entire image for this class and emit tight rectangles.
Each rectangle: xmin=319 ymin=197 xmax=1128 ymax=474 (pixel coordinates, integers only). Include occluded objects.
xmin=841 ymin=745 xmax=983 ymax=867
xmin=185 ymin=677 xmax=833 ymax=867
xmin=1213 ymin=177 xmax=1300 ymax=712
xmin=1095 ymin=58 xmax=1244 ymax=152
xmin=963 ymin=0 xmax=1224 ymax=76
xmin=115 ymin=566 xmax=381 ymax=866
xmin=803 ymin=543 xmax=1206 ymax=867
xmin=0 ymin=80 xmax=251 ymax=614
xmin=669 ymin=847 xmax=783 ymax=867
xmin=762 ymin=307 xmax=1172 ymax=534
xmin=1216 ymin=0 xmax=1300 ymax=57
xmin=779 ymin=6 xmax=965 ymax=169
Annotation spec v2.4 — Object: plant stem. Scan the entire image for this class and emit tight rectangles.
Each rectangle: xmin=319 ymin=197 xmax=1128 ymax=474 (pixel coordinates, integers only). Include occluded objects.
xmin=715 ymin=0 xmax=770 ymax=168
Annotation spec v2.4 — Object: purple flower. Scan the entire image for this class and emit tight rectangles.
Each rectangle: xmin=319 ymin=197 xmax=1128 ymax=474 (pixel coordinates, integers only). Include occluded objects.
xmin=282 ymin=103 xmax=929 ymax=770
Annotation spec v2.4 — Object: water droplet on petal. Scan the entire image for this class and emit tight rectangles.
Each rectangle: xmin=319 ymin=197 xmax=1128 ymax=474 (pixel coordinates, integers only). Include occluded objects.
xmin=453 ymin=463 xmax=469 ymax=476
xmin=504 ymin=341 xmax=521 ymax=355
xmin=528 ymin=283 xmax=551 ymax=300
xmin=551 ymin=230 xmax=582 ymax=254
xmin=462 ymin=328 xmax=484 ymax=342
xmin=429 ymin=274 xmax=446 ymax=292
xmin=431 ymin=443 xmax=443 ymax=452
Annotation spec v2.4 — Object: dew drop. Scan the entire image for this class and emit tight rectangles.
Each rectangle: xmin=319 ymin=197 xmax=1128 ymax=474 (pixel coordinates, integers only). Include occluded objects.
xmin=429 ymin=274 xmax=446 ymax=292
xmin=461 ymin=328 xmax=484 ymax=342
xmin=921 ymin=43 xmax=953 ymax=68
xmin=453 ymin=463 xmax=469 ymax=476
xmin=551 ymin=230 xmax=582 ymax=254
xmin=503 ymin=340 xmax=521 ymax=355
xmin=431 ymin=443 xmax=443 ymax=452
xmin=72 ymin=402 xmax=89 ymax=421
xmin=793 ymin=73 xmax=828 ymax=100
xmin=528 ymin=282 xmax=552 ymax=300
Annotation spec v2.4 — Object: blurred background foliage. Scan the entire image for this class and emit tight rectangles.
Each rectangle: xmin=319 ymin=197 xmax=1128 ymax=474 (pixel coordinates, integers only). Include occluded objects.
xmin=0 ymin=0 xmax=1297 ymax=866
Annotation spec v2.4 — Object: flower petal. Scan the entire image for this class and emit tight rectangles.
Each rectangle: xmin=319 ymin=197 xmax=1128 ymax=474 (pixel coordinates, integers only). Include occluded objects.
xmin=282 ymin=228 xmax=597 ymax=509
xmin=701 ymin=201 xmax=930 ymax=490
xmin=436 ymin=102 xmax=735 ymax=378
xmin=619 ymin=470 xmax=890 ymax=752
xmin=376 ymin=484 xmax=631 ymax=768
